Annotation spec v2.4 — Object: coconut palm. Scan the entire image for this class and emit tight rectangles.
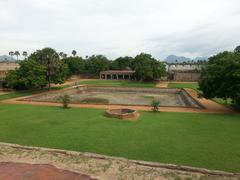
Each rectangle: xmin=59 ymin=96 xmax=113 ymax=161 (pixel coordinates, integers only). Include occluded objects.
xmin=14 ymin=51 xmax=20 ymax=60
xmin=72 ymin=50 xmax=77 ymax=57
xmin=22 ymin=51 xmax=28 ymax=59
xmin=9 ymin=51 xmax=14 ymax=59
xmin=62 ymin=53 xmax=67 ymax=58
xmin=59 ymin=52 xmax=64 ymax=59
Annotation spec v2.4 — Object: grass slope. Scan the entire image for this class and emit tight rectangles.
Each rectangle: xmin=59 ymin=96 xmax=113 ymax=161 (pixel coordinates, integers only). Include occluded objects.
xmin=168 ymin=82 xmax=199 ymax=91
xmin=0 ymin=103 xmax=239 ymax=173
xmin=168 ymin=82 xmax=234 ymax=107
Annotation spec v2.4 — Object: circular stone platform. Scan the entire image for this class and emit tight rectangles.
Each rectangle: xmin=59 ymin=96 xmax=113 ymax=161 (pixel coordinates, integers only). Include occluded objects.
xmin=105 ymin=108 xmax=139 ymax=120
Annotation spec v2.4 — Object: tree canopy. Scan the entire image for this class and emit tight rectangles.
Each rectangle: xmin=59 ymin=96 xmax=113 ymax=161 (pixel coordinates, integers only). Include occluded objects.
xmin=5 ymin=59 xmax=47 ymax=90
xmin=85 ymin=55 xmax=110 ymax=75
xmin=131 ymin=53 xmax=166 ymax=81
xmin=110 ymin=56 xmax=133 ymax=70
xmin=29 ymin=47 xmax=69 ymax=89
xmin=234 ymin=45 xmax=240 ymax=53
xmin=5 ymin=48 xmax=167 ymax=90
xmin=199 ymin=49 xmax=240 ymax=106
xmin=6 ymin=48 xmax=69 ymax=90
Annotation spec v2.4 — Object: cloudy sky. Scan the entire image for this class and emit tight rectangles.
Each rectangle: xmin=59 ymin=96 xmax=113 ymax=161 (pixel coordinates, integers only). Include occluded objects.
xmin=0 ymin=0 xmax=240 ymax=60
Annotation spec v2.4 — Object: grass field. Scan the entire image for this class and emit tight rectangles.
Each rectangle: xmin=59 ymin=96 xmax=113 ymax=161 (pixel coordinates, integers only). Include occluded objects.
xmin=79 ymin=80 xmax=155 ymax=87
xmin=0 ymin=103 xmax=239 ymax=173
xmin=168 ymin=82 xmax=199 ymax=91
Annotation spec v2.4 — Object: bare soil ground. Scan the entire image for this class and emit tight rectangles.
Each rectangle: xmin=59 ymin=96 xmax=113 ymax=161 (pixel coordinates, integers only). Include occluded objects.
xmin=0 ymin=162 xmax=96 ymax=180
xmin=155 ymin=81 xmax=169 ymax=88
xmin=0 ymin=91 xmax=11 ymax=95
xmin=0 ymin=143 xmax=239 ymax=180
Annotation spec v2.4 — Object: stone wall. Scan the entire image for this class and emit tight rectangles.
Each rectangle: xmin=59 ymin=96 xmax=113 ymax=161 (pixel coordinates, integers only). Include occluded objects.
xmin=173 ymin=72 xmax=200 ymax=81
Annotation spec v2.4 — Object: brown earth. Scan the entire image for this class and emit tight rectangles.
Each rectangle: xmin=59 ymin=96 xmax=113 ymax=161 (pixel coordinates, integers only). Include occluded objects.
xmin=155 ymin=81 xmax=169 ymax=88
xmin=0 ymin=162 xmax=96 ymax=180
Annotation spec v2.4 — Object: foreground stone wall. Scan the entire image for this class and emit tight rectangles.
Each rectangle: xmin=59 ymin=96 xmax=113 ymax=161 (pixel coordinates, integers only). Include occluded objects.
xmin=0 ymin=143 xmax=239 ymax=180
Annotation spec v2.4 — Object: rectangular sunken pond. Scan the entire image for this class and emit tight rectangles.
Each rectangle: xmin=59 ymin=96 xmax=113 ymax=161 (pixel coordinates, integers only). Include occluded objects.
xmin=22 ymin=86 xmax=203 ymax=108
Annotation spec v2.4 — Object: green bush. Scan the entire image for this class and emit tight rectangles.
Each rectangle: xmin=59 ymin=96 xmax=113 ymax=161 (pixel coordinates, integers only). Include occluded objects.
xmin=151 ymin=99 xmax=160 ymax=112
xmin=61 ymin=94 xmax=70 ymax=108
xmin=80 ymin=98 xmax=109 ymax=104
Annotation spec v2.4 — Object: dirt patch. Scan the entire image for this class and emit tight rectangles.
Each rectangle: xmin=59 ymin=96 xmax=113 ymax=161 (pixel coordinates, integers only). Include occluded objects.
xmin=0 ymin=162 xmax=96 ymax=180
xmin=155 ymin=81 xmax=169 ymax=88
xmin=0 ymin=91 xmax=11 ymax=95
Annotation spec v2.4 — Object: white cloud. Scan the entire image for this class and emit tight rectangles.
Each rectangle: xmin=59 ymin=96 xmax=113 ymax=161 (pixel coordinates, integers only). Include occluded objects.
xmin=0 ymin=0 xmax=240 ymax=59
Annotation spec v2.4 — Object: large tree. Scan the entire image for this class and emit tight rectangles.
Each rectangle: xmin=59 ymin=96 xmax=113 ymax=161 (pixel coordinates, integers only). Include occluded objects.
xmin=29 ymin=47 xmax=69 ymax=89
xmin=131 ymin=53 xmax=166 ymax=81
xmin=5 ymin=59 xmax=47 ymax=90
xmin=62 ymin=56 xmax=86 ymax=75
xmin=234 ymin=45 xmax=240 ymax=53
xmin=111 ymin=56 xmax=133 ymax=70
xmin=199 ymin=50 xmax=240 ymax=106
xmin=85 ymin=55 xmax=110 ymax=75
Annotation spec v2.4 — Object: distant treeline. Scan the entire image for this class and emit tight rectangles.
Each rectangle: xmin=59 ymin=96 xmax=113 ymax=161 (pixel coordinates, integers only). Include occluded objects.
xmin=5 ymin=47 xmax=166 ymax=90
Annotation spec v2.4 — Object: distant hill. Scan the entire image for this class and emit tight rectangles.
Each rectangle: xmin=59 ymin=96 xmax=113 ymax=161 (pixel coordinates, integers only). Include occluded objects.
xmin=0 ymin=55 xmax=16 ymax=62
xmin=164 ymin=55 xmax=191 ymax=63
xmin=194 ymin=56 xmax=208 ymax=61
xmin=164 ymin=55 xmax=208 ymax=63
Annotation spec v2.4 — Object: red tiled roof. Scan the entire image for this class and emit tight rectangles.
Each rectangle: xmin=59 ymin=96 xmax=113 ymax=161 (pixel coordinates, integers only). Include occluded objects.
xmin=100 ymin=70 xmax=135 ymax=74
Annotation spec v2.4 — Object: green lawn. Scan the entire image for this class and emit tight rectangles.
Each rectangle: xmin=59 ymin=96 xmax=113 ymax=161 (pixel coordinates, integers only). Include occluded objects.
xmin=0 ymin=103 xmax=239 ymax=173
xmin=168 ymin=82 xmax=199 ymax=91
xmin=79 ymin=80 xmax=155 ymax=87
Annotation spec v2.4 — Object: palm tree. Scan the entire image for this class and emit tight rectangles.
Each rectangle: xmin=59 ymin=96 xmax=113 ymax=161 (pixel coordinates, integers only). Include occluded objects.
xmin=14 ymin=51 xmax=20 ymax=60
xmin=63 ymin=53 xmax=67 ymax=58
xmin=22 ymin=51 xmax=28 ymax=59
xmin=72 ymin=50 xmax=77 ymax=57
xmin=59 ymin=52 xmax=64 ymax=59
xmin=9 ymin=51 xmax=14 ymax=59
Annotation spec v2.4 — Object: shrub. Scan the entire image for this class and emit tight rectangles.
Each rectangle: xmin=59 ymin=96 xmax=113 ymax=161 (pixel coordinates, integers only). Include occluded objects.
xmin=151 ymin=99 xmax=160 ymax=112
xmin=80 ymin=97 xmax=109 ymax=104
xmin=61 ymin=94 xmax=70 ymax=108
